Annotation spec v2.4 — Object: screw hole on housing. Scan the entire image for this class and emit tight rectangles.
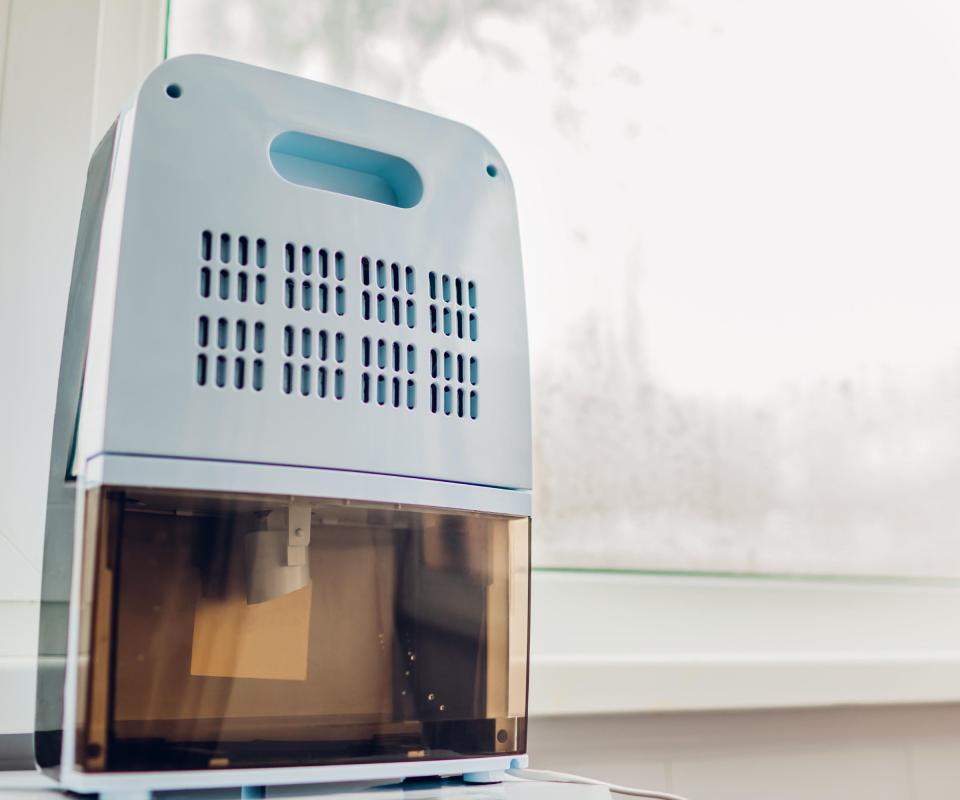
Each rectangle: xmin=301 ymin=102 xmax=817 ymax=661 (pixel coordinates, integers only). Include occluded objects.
xmin=486 ymin=163 xmax=498 ymax=178
xmin=165 ymin=83 xmax=182 ymax=99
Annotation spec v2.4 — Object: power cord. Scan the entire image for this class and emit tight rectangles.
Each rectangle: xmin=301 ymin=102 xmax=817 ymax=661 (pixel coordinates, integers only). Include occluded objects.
xmin=506 ymin=767 xmax=691 ymax=800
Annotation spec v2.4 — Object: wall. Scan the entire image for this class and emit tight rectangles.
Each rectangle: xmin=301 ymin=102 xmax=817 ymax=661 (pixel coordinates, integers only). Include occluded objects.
xmin=0 ymin=0 xmax=165 ymax=604
xmin=529 ymin=705 xmax=960 ymax=800
xmin=0 ymin=0 xmax=164 ymax=755
xmin=0 ymin=0 xmax=100 ymax=604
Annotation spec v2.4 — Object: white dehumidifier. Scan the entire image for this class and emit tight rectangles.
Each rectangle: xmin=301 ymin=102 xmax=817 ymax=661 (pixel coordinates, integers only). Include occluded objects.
xmin=35 ymin=54 xmax=531 ymax=796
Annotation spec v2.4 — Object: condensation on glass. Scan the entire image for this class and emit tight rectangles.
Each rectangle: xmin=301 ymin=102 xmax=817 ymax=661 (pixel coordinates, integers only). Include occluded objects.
xmin=73 ymin=487 xmax=529 ymax=772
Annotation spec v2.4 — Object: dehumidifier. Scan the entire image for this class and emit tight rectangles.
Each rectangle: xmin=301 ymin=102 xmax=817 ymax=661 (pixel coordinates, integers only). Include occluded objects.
xmin=35 ymin=54 xmax=531 ymax=797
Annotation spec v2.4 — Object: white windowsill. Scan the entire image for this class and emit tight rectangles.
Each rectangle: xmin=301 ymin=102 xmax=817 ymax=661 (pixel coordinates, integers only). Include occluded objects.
xmin=528 ymin=570 xmax=960 ymax=715
xmin=4 ymin=570 xmax=960 ymax=734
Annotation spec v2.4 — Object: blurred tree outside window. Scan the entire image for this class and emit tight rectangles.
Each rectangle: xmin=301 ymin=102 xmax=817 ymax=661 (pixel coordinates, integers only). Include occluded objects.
xmin=169 ymin=0 xmax=960 ymax=577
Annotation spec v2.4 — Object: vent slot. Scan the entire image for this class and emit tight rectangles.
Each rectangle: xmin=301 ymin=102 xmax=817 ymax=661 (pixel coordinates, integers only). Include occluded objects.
xmin=302 ymin=281 xmax=313 ymax=310
xmin=236 ymin=320 xmax=246 ymax=351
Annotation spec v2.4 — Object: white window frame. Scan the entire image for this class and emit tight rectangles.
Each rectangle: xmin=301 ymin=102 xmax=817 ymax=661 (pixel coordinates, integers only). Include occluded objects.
xmin=0 ymin=0 xmax=167 ymax=736
xmin=3 ymin=0 xmax=960 ymax=736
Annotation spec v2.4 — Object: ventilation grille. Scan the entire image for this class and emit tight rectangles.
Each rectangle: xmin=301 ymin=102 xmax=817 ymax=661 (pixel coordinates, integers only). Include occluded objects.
xmin=196 ymin=315 xmax=265 ymax=390
xmin=193 ymin=230 xmax=480 ymax=419
xmin=199 ymin=231 xmax=267 ymax=304
xmin=427 ymin=271 xmax=479 ymax=418
xmin=428 ymin=271 xmax=477 ymax=341
xmin=282 ymin=325 xmax=346 ymax=399
xmin=283 ymin=243 xmax=347 ymax=315
xmin=360 ymin=336 xmax=416 ymax=410
xmin=429 ymin=348 xmax=478 ymax=419
xmin=361 ymin=258 xmax=416 ymax=328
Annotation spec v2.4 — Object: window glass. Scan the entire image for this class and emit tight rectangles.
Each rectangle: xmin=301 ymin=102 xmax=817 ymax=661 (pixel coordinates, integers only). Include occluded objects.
xmin=169 ymin=0 xmax=960 ymax=578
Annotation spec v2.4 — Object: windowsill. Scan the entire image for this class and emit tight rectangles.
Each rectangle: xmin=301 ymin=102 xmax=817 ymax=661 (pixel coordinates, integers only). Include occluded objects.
xmin=529 ymin=570 xmax=960 ymax=715
xmin=5 ymin=570 xmax=960 ymax=734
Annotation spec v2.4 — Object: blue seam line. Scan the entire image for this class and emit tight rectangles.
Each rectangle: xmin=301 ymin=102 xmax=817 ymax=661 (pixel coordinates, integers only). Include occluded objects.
xmin=86 ymin=451 xmax=532 ymax=494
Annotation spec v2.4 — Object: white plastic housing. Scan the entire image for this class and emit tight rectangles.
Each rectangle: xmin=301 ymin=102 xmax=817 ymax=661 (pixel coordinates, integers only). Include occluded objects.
xmin=78 ymin=54 xmax=532 ymax=492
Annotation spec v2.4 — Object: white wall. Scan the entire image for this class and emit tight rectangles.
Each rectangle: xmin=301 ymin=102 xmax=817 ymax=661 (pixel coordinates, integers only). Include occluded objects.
xmin=0 ymin=0 xmax=164 ymax=755
xmin=0 ymin=0 xmax=99 ymax=602
xmin=0 ymin=0 xmax=165 ymax=604
xmin=530 ymin=705 xmax=960 ymax=800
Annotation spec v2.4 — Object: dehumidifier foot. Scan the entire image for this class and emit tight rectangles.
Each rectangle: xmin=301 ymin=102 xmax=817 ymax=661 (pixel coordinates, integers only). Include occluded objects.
xmin=462 ymin=770 xmax=505 ymax=784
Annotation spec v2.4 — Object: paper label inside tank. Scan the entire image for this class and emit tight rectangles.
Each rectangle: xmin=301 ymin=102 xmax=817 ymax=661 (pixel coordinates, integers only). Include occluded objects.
xmin=191 ymin=577 xmax=311 ymax=681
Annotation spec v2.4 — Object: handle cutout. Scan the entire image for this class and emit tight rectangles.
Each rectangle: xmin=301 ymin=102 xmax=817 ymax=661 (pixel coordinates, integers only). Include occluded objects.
xmin=269 ymin=131 xmax=422 ymax=208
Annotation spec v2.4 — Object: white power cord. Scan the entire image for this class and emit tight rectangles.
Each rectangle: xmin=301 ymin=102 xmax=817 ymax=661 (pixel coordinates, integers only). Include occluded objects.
xmin=506 ymin=767 xmax=691 ymax=800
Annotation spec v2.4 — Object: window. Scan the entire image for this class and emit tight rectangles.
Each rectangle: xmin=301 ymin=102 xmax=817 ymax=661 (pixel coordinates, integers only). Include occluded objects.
xmin=169 ymin=0 xmax=960 ymax=578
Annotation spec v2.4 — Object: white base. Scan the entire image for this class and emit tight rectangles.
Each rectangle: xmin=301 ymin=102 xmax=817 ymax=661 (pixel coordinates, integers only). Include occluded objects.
xmin=56 ymin=754 xmax=528 ymax=795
